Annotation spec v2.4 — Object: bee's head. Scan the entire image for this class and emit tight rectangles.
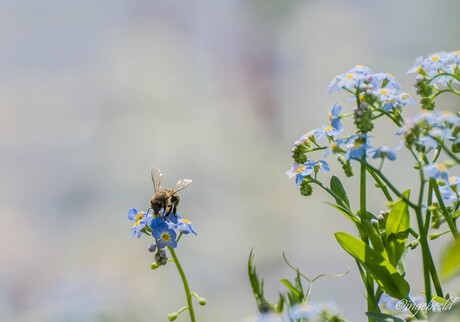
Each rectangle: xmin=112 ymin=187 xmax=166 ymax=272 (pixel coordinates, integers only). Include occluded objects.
xmin=150 ymin=199 xmax=162 ymax=215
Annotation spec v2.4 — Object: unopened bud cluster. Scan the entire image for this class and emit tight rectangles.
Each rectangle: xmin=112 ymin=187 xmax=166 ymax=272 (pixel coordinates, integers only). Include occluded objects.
xmin=414 ymin=75 xmax=435 ymax=110
xmin=292 ymin=142 xmax=308 ymax=164
xmin=353 ymin=102 xmax=374 ymax=133
xmin=152 ymin=248 xmax=168 ymax=266
xmin=300 ymin=178 xmax=313 ymax=196
xmin=338 ymin=155 xmax=353 ymax=177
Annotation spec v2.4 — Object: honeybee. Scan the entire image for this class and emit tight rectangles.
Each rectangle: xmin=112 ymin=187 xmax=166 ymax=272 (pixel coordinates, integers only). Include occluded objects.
xmin=149 ymin=167 xmax=192 ymax=218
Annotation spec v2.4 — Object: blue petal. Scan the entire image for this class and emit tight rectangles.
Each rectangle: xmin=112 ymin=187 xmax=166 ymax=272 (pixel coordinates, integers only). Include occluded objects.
xmin=168 ymin=229 xmax=177 ymax=240
xmin=295 ymin=173 xmax=304 ymax=186
xmin=158 ymin=222 xmax=169 ymax=232
xmin=167 ymin=213 xmax=179 ymax=224
xmin=152 ymin=229 xmax=162 ymax=239
xmin=148 ymin=216 xmax=163 ymax=230
xmin=157 ymin=239 xmax=167 ymax=249
xmin=168 ymin=239 xmax=177 ymax=248
xmin=126 ymin=207 xmax=138 ymax=221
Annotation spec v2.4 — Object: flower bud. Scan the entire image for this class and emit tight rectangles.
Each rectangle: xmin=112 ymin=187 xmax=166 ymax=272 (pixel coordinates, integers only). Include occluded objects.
xmin=148 ymin=244 xmax=157 ymax=253
xmin=168 ymin=312 xmax=178 ymax=321
xmin=371 ymin=219 xmax=379 ymax=230
xmin=300 ymin=179 xmax=313 ymax=196
xmin=364 ymin=75 xmax=373 ymax=83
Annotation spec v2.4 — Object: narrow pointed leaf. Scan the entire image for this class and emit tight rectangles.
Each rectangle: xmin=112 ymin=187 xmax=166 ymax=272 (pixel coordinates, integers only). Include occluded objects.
xmin=335 ymin=232 xmax=410 ymax=299
xmin=330 ymin=176 xmax=350 ymax=208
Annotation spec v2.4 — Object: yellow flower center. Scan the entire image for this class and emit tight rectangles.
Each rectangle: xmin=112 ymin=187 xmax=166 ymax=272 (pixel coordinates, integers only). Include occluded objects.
xmin=456 ymin=51 xmax=460 ymax=55
xmin=133 ymin=212 xmax=144 ymax=227
xmin=380 ymin=89 xmax=388 ymax=95
xmin=295 ymin=165 xmax=306 ymax=174
xmin=416 ymin=66 xmax=422 ymax=73
xmin=182 ymin=219 xmax=190 ymax=223
xmin=324 ymin=126 xmax=332 ymax=131
xmin=161 ymin=232 xmax=170 ymax=241
xmin=448 ymin=177 xmax=455 ymax=182
xmin=386 ymin=72 xmax=394 ymax=77
xmin=436 ymin=163 xmax=446 ymax=171
xmin=431 ymin=55 xmax=439 ymax=61
xmin=401 ymin=94 xmax=408 ymax=99
xmin=355 ymin=64 xmax=364 ymax=67
xmin=346 ymin=73 xmax=353 ymax=79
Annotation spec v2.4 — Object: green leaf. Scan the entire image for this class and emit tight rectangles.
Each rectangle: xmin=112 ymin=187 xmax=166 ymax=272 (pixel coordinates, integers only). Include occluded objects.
xmin=441 ymin=239 xmax=460 ymax=280
xmin=385 ymin=190 xmax=410 ymax=236
xmin=365 ymin=312 xmax=404 ymax=322
xmin=335 ymin=232 xmax=410 ymax=299
xmin=326 ymin=202 xmax=359 ymax=224
xmin=276 ymin=292 xmax=285 ymax=313
xmin=385 ymin=190 xmax=410 ymax=266
xmin=330 ymin=176 xmax=350 ymax=208
xmin=248 ymin=250 xmax=272 ymax=312
xmin=431 ymin=295 xmax=448 ymax=304
xmin=362 ymin=220 xmax=388 ymax=261
xmin=280 ymin=279 xmax=302 ymax=300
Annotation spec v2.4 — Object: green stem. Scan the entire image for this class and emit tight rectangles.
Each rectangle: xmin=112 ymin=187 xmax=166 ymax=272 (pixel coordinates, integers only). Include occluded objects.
xmin=428 ymin=136 xmax=460 ymax=164
xmin=308 ymin=177 xmax=354 ymax=213
xmin=365 ymin=166 xmax=393 ymax=202
xmin=432 ymin=180 xmax=460 ymax=239
xmin=415 ymin=206 xmax=433 ymax=307
xmin=375 ymin=108 xmax=403 ymax=127
xmin=404 ymin=297 xmax=427 ymax=319
xmin=168 ymin=246 xmax=196 ymax=322
xmin=413 ymin=153 xmax=444 ymax=301
xmin=360 ymin=157 xmax=378 ymax=318
xmin=359 ymin=160 xmax=418 ymax=209
xmin=430 ymin=71 xmax=460 ymax=83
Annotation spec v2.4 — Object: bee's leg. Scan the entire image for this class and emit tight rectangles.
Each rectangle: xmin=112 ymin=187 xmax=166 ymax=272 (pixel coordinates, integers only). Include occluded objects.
xmin=172 ymin=205 xmax=178 ymax=217
xmin=163 ymin=206 xmax=171 ymax=218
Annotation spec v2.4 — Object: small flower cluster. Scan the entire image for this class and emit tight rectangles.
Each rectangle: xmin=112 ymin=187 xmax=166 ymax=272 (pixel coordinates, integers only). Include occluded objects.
xmin=408 ymin=50 xmax=460 ymax=110
xmin=287 ymin=65 xmax=411 ymax=192
xmin=328 ymin=65 xmax=415 ymax=112
xmin=126 ymin=206 xmax=197 ymax=265
xmin=408 ymin=51 xmax=460 ymax=86
xmin=431 ymin=175 xmax=460 ymax=205
xmin=397 ymin=110 xmax=460 ymax=153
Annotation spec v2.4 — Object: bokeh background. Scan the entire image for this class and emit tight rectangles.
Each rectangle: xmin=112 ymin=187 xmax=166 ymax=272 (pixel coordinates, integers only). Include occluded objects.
xmin=1 ymin=0 xmax=459 ymax=321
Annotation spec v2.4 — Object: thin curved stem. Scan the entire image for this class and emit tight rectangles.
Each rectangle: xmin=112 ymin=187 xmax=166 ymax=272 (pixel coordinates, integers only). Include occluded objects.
xmin=432 ymin=180 xmax=460 ymax=240
xmin=168 ymin=246 xmax=196 ymax=322
xmin=357 ymin=160 xmax=418 ymax=209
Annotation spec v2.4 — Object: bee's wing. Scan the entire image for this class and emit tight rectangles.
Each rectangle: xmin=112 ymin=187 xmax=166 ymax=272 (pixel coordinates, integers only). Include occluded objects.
xmin=168 ymin=179 xmax=192 ymax=195
xmin=151 ymin=167 xmax=163 ymax=193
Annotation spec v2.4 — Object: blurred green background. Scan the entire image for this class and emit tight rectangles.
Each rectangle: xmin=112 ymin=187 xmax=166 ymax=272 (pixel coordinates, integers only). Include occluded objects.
xmin=1 ymin=0 xmax=459 ymax=321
